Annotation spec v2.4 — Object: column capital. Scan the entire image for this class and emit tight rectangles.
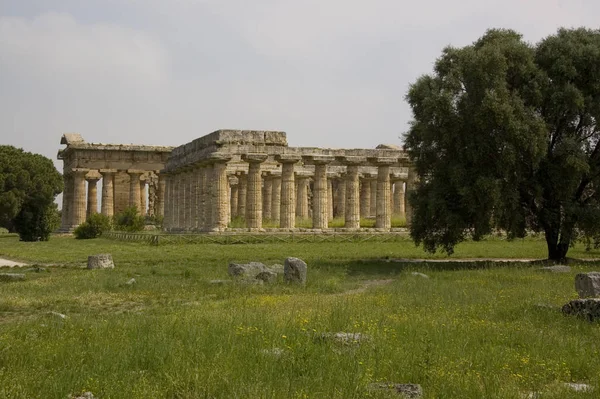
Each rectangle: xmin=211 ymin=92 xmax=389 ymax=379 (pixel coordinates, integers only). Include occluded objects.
xmin=85 ymin=176 xmax=101 ymax=183
xmin=99 ymin=169 xmax=118 ymax=175
xmin=242 ymin=153 xmax=268 ymax=163
xmin=127 ymin=169 xmax=145 ymax=175
xmin=302 ymin=155 xmax=334 ymax=165
xmin=361 ymin=173 xmax=378 ymax=181
xmin=207 ymin=153 xmax=233 ymax=164
xmin=71 ymin=168 xmax=90 ymax=176
xmin=390 ymin=173 xmax=406 ymax=182
xmin=275 ymin=154 xmax=301 ymax=164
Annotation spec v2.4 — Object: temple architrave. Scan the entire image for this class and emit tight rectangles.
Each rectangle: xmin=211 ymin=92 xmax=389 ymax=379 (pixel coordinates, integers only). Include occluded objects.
xmin=57 ymin=133 xmax=173 ymax=231
xmin=58 ymin=130 xmax=416 ymax=232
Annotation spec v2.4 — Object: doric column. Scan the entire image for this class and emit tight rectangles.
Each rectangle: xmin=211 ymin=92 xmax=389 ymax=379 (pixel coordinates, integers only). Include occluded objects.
xmin=296 ymin=175 xmax=310 ymax=219
xmin=71 ymin=169 xmax=88 ymax=228
xmin=271 ymin=174 xmax=281 ymax=225
xmin=370 ymin=158 xmax=397 ymax=229
xmin=370 ymin=179 xmax=377 ymax=218
xmin=230 ymin=177 xmax=239 ymax=219
xmin=60 ymin=174 xmax=74 ymax=230
xmin=405 ymin=166 xmax=417 ymax=226
xmin=209 ymin=155 xmax=232 ymax=231
xmin=128 ymin=170 xmax=143 ymax=213
xmin=99 ymin=170 xmax=116 ymax=218
xmin=189 ymin=167 xmax=201 ymax=230
xmin=392 ymin=178 xmax=405 ymax=217
xmin=156 ymin=173 xmax=166 ymax=218
xmin=177 ymin=172 xmax=186 ymax=230
xmin=304 ymin=156 xmax=334 ymax=229
xmin=360 ymin=176 xmax=372 ymax=219
xmin=86 ymin=176 xmax=100 ymax=219
xmin=201 ymin=165 xmax=212 ymax=230
xmin=335 ymin=177 xmax=346 ymax=219
xmin=139 ymin=178 xmax=147 ymax=217
xmin=276 ymin=155 xmax=301 ymax=229
xmin=162 ymin=173 xmax=171 ymax=230
xmin=328 ymin=178 xmax=334 ymax=221
xmin=237 ymin=172 xmax=247 ymax=221
xmin=337 ymin=157 xmax=365 ymax=229
xmin=262 ymin=173 xmax=273 ymax=220
xmin=243 ymin=154 xmax=268 ymax=229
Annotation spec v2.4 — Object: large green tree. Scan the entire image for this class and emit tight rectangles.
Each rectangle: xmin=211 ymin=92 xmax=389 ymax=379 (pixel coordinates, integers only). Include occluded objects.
xmin=404 ymin=28 xmax=600 ymax=261
xmin=0 ymin=146 xmax=63 ymax=241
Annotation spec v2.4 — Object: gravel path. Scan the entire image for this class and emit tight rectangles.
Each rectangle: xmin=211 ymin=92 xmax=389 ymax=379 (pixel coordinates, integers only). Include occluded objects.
xmin=0 ymin=257 xmax=27 ymax=267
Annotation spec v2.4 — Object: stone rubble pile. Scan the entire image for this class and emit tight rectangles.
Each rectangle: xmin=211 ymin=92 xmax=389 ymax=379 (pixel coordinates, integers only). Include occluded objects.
xmin=227 ymin=257 xmax=307 ymax=285
xmin=562 ymin=272 xmax=600 ymax=320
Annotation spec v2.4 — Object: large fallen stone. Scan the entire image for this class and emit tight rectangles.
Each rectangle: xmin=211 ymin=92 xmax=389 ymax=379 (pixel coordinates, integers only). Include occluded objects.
xmin=575 ymin=272 xmax=600 ymax=298
xmin=256 ymin=270 xmax=278 ymax=283
xmin=87 ymin=254 xmax=114 ymax=269
xmin=562 ymin=298 xmax=600 ymax=321
xmin=0 ymin=273 xmax=26 ymax=282
xmin=228 ymin=262 xmax=268 ymax=278
xmin=284 ymin=257 xmax=307 ymax=284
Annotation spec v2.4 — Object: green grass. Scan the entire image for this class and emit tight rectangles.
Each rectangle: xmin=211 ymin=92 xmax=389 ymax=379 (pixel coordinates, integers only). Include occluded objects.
xmin=1 ymin=236 xmax=600 ymax=398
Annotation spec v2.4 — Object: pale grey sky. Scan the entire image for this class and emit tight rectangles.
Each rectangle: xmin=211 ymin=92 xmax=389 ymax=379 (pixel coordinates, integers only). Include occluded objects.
xmin=1 ymin=0 xmax=599 ymax=173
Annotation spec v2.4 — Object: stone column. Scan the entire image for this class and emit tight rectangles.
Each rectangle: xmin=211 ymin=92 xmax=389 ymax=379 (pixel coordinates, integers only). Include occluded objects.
xmin=230 ymin=177 xmax=239 ymax=219
xmin=276 ymin=155 xmax=301 ymax=229
xmin=156 ymin=173 xmax=166 ymax=218
xmin=271 ymin=174 xmax=281 ymax=226
xmin=262 ymin=173 xmax=273 ymax=221
xmin=128 ymin=170 xmax=143 ymax=213
xmin=86 ymin=176 xmax=100 ymax=219
xmin=360 ymin=177 xmax=371 ymax=219
xmin=327 ymin=178 xmax=334 ymax=221
xmin=243 ymin=154 xmax=268 ymax=229
xmin=335 ymin=177 xmax=346 ymax=219
xmin=305 ymin=156 xmax=333 ymax=229
xmin=237 ymin=172 xmax=247 ymax=221
xmin=405 ymin=166 xmax=417 ymax=226
xmin=337 ymin=157 xmax=365 ymax=229
xmin=189 ymin=167 xmax=200 ymax=230
xmin=370 ymin=158 xmax=396 ymax=229
xmin=370 ymin=179 xmax=377 ymax=218
xmin=139 ymin=178 xmax=147 ymax=217
xmin=177 ymin=172 xmax=186 ymax=230
xmin=99 ymin=170 xmax=116 ymax=218
xmin=162 ymin=173 xmax=171 ymax=230
xmin=393 ymin=179 xmax=405 ymax=217
xmin=201 ymin=165 xmax=212 ymax=230
xmin=296 ymin=176 xmax=310 ymax=219
xmin=209 ymin=156 xmax=232 ymax=231
xmin=60 ymin=174 xmax=74 ymax=230
xmin=71 ymin=169 xmax=88 ymax=228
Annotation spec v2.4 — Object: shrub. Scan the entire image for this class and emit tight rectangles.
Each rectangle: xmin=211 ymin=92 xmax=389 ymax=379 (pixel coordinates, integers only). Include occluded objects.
xmin=113 ymin=207 xmax=145 ymax=232
xmin=74 ymin=213 xmax=112 ymax=239
xmin=0 ymin=227 xmax=8 ymax=234
xmin=14 ymin=203 xmax=60 ymax=241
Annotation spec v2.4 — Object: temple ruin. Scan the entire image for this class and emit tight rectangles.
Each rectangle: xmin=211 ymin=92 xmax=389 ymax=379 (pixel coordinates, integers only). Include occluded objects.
xmin=58 ymin=130 xmax=416 ymax=232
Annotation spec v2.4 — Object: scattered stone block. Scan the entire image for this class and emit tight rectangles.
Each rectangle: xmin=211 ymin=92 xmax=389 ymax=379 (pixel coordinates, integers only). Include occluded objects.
xmin=256 ymin=270 xmax=278 ymax=283
xmin=48 ymin=311 xmax=67 ymax=320
xmin=87 ymin=254 xmax=114 ymax=269
xmin=562 ymin=298 xmax=600 ymax=321
xmin=125 ymin=278 xmax=136 ymax=286
xmin=284 ymin=257 xmax=307 ymax=284
xmin=537 ymin=265 xmax=570 ymax=273
xmin=260 ymin=347 xmax=285 ymax=357
xmin=575 ymin=272 xmax=600 ymax=298
xmin=411 ymin=272 xmax=429 ymax=279
xmin=70 ymin=392 xmax=96 ymax=399
xmin=228 ymin=262 xmax=268 ymax=278
xmin=367 ymin=382 xmax=423 ymax=398
xmin=0 ymin=273 xmax=25 ymax=282
xmin=209 ymin=279 xmax=231 ymax=285
xmin=316 ymin=332 xmax=371 ymax=345
xmin=563 ymin=382 xmax=593 ymax=392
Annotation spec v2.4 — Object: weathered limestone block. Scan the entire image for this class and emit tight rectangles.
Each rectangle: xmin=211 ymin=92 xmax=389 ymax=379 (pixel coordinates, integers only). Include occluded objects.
xmin=0 ymin=273 xmax=26 ymax=282
xmin=562 ymin=298 xmax=600 ymax=321
xmin=256 ymin=270 xmax=278 ymax=283
xmin=284 ymin=257 xmax=307 ymax=284
xmin=228 ymin=262 xmax=268 ymax=278
xmin=87 ymin=254 xmax=115 ymax=269
xmin=575 ymin=272 xmax=600 ymax=298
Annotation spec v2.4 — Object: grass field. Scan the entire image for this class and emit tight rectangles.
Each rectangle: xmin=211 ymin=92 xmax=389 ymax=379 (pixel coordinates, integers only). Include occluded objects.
xmin=1 ymin=235 xmax=600 ymax=398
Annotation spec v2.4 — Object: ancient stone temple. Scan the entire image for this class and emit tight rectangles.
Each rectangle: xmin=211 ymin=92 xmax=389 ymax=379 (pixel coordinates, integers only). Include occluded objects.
xmin=57 ymin=134 xmax=173 ymax=231
xmin=161 ymin=130 xmax=416 ymax=232
xmin=58 ymin=130 xmax=416 ymax=232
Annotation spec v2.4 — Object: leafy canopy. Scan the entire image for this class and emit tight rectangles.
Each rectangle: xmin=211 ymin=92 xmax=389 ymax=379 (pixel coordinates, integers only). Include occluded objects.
xmin=404 ymin=28 xmax=600 ymax=261
xmin=0 ymin=146 xmax=63 ymax=241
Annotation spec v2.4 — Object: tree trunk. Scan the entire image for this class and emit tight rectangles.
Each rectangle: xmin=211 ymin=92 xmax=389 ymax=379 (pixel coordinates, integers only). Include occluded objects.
xmin=544 ymin=228 xmax=570 ymax=262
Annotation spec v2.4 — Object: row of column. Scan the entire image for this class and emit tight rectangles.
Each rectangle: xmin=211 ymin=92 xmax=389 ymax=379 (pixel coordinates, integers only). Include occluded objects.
xmin=162 ymin=155 xmax=415 ymax=232
xmin=61 ymin=168 xmax=165 ymax=230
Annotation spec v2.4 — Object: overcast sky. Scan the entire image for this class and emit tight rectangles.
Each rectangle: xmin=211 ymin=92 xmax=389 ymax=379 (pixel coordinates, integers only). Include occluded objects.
xmin=1 ymin=0 xmax=599 ymax=173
